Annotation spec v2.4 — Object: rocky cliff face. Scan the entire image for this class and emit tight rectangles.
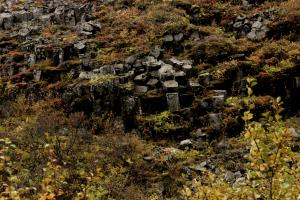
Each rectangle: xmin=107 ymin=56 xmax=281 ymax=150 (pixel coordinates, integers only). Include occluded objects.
xmin=1 ymin=0 xmax=299 ymax=137
xmin=0 ymin=0 xmax=299 ymax=199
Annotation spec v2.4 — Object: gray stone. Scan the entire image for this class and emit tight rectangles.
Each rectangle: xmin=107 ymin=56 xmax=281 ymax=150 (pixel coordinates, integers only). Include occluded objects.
xmin=88 ymin=21 xmax=101 ymax=31
xmin=18 ymin=27 xmax=31 ymax=37
xmin=143 ymin=56 xmax=163 ymax=70
xmin=174 ymin=33 xmax=184 ymax=42
xmin=182 ymin=64 xmax=192 ymax=74
xmin=66 ymin=9 xmax=76 ymax=26
xmin=125 ymin=55 xmax=137 ymax=65
xmin=179 ymin=139 xmax=192 ymax=149
xmin=134 ymin=85 xmax=148 ymax=94
xmin=175 ymin=71 xmax=186 ymax=85
xmin=79 ymin=71 xmax=95 ymax=79
xmin=252 ymin=21 xmax=263 ymax=29
xmin=81 ymin=22 xmax=93 ymax=32
xmin=255 ymin=30 xmax=267 ymax=40
xmin=0 ymin=13 xmax=13 ymax=30
xmin=237 ymin=15 xmax=246 ymax=21
xmin=33 ymin=70 xmax=42 ymax=81
xmin=94 ymin=65 xmax=116 ymax=75
xmin=158 ymin=64 xmax=175 ymax=81
xmin=134 ymin=73 xmax=148 ymax=83
xmin=212 ymin=95 xmax=225 ymax=109
xmin=166 ymin=92 xmax=180 ymax=112
xmin=190 ymin=128 xmax=207 ymax=139
xmin=198 ymin=72 xmax=210 ymax=86
xmin=28 ymin=54 xmax=36 ymax=65
xmin=14 ymin=10 xmax=33 ymax=22
xmin=32 ymin=8 xmax=43 ymax=19
xmin=40 ymin=14 xmax=53 ymax=26
xmin=233 ymin=21 xmax=243 ymax=29
xmin=169 ymin=57 xmax=183 ymax=67
xmin=225 ymin=171 xmax=235 ymax=182
xmin=213 ymin=90 xmax=227 ymax=97
xmin=163 ymin=80 xmax=178 ymax=91
xmin=146 ymin=79 xmax=159 ymax=88
xmin=208 ymin=113 xmax=222 ymax=130
xmin=164 ymin=34 xmax=173 ymax=42
xmin=293 ymin=77 xmax=300 ymax=88
xmin=54 ymin=6 xmax=65 ymax=24
xmin=150 ymin=45 xmax=163 ymax=58
xmin=143 ymin=156 xmax=154 ymax=161
xmin=113 ymin=64 xmax=124 ymax=74
xmin=80 ymin=31 xmax=93 ymax=36
xmin=189 ymin=79 xmax=201 ymax=89
xmin=247 ymin=30 xmax=257 ymax=40
xmin=189 ymin=31 xmax=200 ymax=41
xmin=74 ymin=41 xmax=86 ymax=50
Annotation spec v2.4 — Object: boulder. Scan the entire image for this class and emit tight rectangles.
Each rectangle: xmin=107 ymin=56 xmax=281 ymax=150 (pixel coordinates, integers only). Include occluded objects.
xmin=179 ymin=139 xmax=193 ymax=149
xmin=158 ymin=64 xmax=175 ymax=81
xmin=134 ymin=73 xmax=148 ymax=84
xmin=146 ymin=79 xmax=159 ymax=88
xmin=134 ymin=85 xmax=148 ymax=95
xmin=163 ymin=80 xmax=178 ymax=92
xmin=0 ymin=13 xmax=13 ymax=30
xmin=166 ymin=92 xmax=180 ymax=112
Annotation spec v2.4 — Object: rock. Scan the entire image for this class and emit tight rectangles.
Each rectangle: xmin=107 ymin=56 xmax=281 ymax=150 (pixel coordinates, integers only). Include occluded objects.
xmin=166 ymin=92 xmax=180 ymax=112
xmin=33 ymin=70 xmax=42 ymax=81
xmin=143 ymin=156 xmax=154 ymax=161
xmin=0 ymin=13 xmax=13 ymax=30
xmin=208 ymin=113 xmax=222 ymax=130
xmin=18 ymin=27 xmax=31 ymax=37
xmin=252 ymin=21 xmax=262 ymax=29
xmin=66 ymin=9 xmax=76 ymax=26
xmin=163 ymin=80 xmax=178 ymax=92
xmin=94 ymin=65 xmax=116 ymax=75
xmin=190 ymin=31 xmax=200 ymax=41
xmin=212 ymin=95 xmax=225 ymax=109
xmin=182 ymin=64 xmax=193 ymax=75
xmin=80 ymin=31 xmax=93 ymax=36
xmin=121 ymin=96 xmax=140 ymax=130
xmin=134 ymin=85 xmax=148 ymax=95
xmin=14 ymin=10 xmax=33 ymax=22
xmin=247 ymin=30 xmax=257 ymax=40
xmin=88 ymin=21 xmax=102 ymax=31
xmin=113 ymin=64 xmax=125 ymax=74
xmin=143 ymin=56 xmax=163 ymax=71
xmin=237 ymin=15 xmax=246 ymax=21
xmin=189 ymin=79 xmax=201 ymax=92
xmin=164 ymin=34 xmax=174 ymax=43
xmin=150 ymin=45 xmax=164 ymax=58
xmin=74 ymin=41 xmax=86 ymax=51
xmin=175 ymin=71 xmax=186 ymax=85
xmin=174 ymin=33 xmax=184 ymax=42
xmin=125 ymin=55 xmax=137 ymax=65
xmin=213 ymin=90 xmax=227 ymax=97
xmin=198 ymin=72 xmax=210 ymax=86
xmin=158 ymin=64 xmax=175 ymax=81
xmin=233 ymin=21 xmax=243 ymax=29
xmin=134 ymin=73 xmax=148 ymax=84
xmin=28 ymin=54 xmax=36 ymax=65
xmin=179 ymin=139 xmax=193 ymax=149
xmin=146 ymin=79 xmax=159 ymax=88
xmin=32 ymin=8 xmax=43 ymax=19
xmin=79 ymin=71 xmax=95 ymax=80
xmin=190 ymin=128 xmax=207 ymax=139
xmin=81 ymin=22 xmax=94 ymax=32
xmin=54 ymin=6 xmax=65 ymax=24
xmin=225 ymin=171 xmax=235 ymax=182
xmin=40 ymin=14 xmax=53 ymax=26
xmin=169 ymin=57 xmax=183 ymax=67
